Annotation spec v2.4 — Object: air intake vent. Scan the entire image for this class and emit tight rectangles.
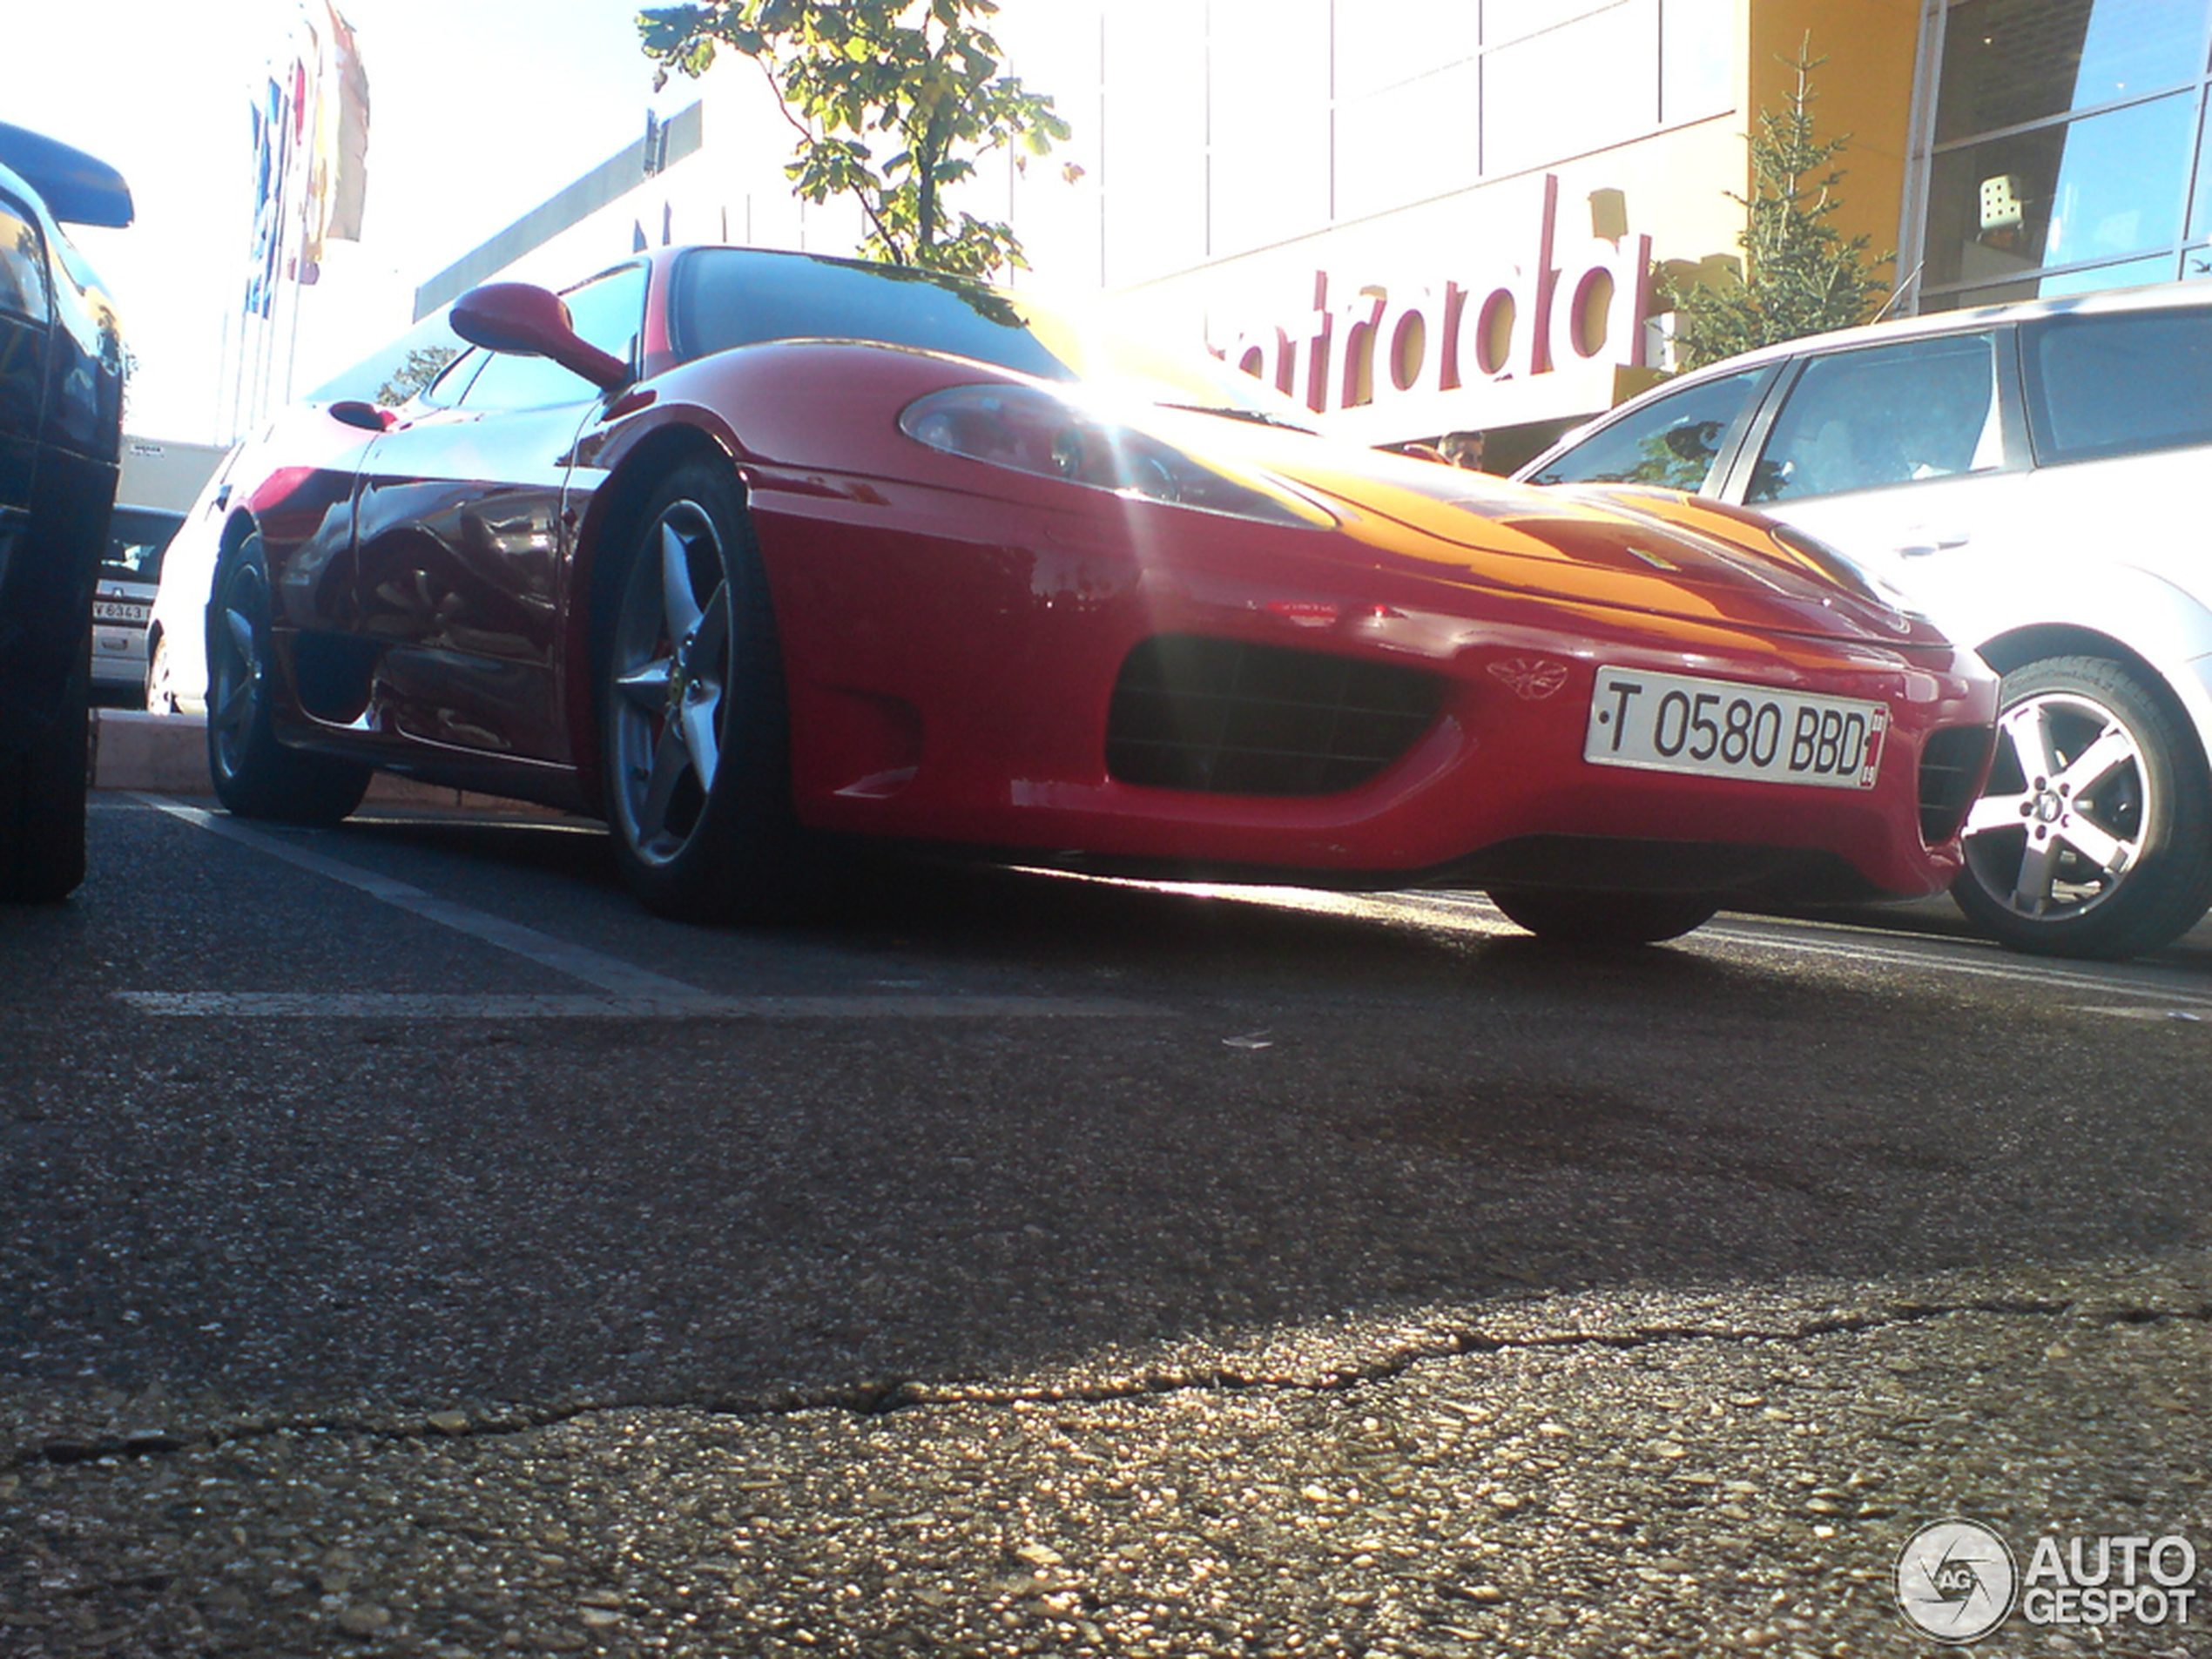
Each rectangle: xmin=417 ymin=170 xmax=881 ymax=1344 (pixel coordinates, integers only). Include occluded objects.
xmin=1106 ymin=635 xmax=1443 ymax=797
xmin=1919 ymin=725 xmax=1993 ymax=845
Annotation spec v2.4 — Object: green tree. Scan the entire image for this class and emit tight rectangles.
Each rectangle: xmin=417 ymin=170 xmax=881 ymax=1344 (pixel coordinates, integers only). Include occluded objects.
xmin=1663 ymin=47 xmax=1892 ymax=372
xmin=638 ymin=0 xmax=1070 ymax=279
xmin=375 ymin=345 xmax=460 ymax=407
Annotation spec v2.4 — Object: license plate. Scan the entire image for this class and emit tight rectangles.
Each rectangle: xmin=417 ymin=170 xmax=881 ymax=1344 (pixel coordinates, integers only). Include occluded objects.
xmin=1584 ymin=666 xmax=1885 ymax=789
xmin=94 ymin=600 xmax=149 ymax=624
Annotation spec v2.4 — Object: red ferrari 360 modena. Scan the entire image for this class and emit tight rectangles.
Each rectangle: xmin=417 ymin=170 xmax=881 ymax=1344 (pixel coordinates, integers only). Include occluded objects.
xmin=199 ymin=246 xmax=1997 ymax=944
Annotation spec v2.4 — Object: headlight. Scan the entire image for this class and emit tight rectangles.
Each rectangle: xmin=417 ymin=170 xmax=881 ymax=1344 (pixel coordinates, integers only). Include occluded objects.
xmin=899 ymin=384 xmax=1330 ymax=529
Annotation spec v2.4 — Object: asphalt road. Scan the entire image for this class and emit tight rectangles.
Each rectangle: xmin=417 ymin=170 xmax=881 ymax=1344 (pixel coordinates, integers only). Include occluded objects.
xmin=3 ymin=795 xmax=2209 ymax=1658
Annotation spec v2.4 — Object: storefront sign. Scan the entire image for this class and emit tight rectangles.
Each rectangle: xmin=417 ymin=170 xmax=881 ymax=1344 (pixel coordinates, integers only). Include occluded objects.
xmin=1213 ymin=175 xmax=1655 ymax=419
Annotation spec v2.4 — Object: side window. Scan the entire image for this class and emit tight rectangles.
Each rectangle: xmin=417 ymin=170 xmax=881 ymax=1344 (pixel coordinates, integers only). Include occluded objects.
xmin=2024 ymin=308 xmax=2212 ymax=465
xmin=415 ymin=347 xmax=483 ymax=409
xmin=1526 ymin=368 xmax=1767 ymax=492
xmin=1747 ymin=333 xmax=2002 ymax=504
xmin=101 ymin=508 xmax=183 ymax=583
xmin=408 ymin=342 xmax=486 ymax=411
xmin=459 ymin=264 xmax=646 ymax=412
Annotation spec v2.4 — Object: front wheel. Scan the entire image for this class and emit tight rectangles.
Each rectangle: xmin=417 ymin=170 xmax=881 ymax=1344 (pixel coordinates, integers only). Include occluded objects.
xmin=144 ymin=631 xmax=179 ymax=715
xmin=206 ymin=532 xmax=370 ymax=825
xmin=599 ymin=462 xmax=796 ymax=921
xmin=1487 ymin=888 xmax=1720 ymax=946
xmin=1952 ymin=655 xmax=2212 ymax=960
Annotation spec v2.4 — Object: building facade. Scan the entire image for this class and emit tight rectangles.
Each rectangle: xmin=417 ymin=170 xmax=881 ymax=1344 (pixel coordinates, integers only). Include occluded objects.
xmin=334 ymin=0 xmax=2211 ymax=467
xmin=1901 ymin=0 xmax=2212 ymax=313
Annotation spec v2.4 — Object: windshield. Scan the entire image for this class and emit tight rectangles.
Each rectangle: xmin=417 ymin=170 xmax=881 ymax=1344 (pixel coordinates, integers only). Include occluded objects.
xmin=102 ymin=506 xmax=183 ymax=583
xmin=668 ymin=248 xmax=1310 ymax=426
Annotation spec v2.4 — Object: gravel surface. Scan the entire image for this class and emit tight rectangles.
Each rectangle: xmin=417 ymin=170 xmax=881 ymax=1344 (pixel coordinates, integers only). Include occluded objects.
xmin=5 ymin=1260 xmax=2209 ymax=1656
xmin=3 ymin=800 xmax=2209 ymax=1656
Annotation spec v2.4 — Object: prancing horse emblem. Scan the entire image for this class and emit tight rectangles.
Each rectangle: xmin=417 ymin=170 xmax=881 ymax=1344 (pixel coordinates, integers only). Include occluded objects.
xmin=1487 ymin=658 xmax=1570 ymax=701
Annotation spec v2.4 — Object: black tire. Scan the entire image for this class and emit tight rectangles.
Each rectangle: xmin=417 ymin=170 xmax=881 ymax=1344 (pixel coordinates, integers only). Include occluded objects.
xmin=598 ymin=462 xmax=796 ymax=921
xmin=1952 ymin=655 xmax=2212 ymax=960
xmin=1487 ymin=888 xmax=1719 ymax=946
xmin=0 ymin=643 xmax=91 ymax=903
xmin=206 ymin=531 xmax=370 ymax=825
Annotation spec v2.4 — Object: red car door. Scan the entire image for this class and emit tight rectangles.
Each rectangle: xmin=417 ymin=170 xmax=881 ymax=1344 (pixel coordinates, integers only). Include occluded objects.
xmin=348 ymin=265 xmax=645 ymax=766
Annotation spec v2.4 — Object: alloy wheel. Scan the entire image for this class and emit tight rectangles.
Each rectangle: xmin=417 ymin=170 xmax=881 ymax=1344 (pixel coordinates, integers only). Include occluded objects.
xmin=208 ymin=559 xmax=268 ymax=781
xmin=607 ymin=501 xmax=734 ymax=866
xmin=1960 ymin=688 xmax=2148 ymax=923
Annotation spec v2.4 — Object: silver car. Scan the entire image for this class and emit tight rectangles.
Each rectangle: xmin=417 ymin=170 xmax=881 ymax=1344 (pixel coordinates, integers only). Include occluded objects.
xmin=1519 ymin=282 xmax=2212 ymax=961
xmin=91 ymin=505 xmax=179 ymax=703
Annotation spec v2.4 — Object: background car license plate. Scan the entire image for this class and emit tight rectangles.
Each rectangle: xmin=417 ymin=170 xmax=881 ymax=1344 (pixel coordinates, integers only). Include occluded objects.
xmin=94 ymin=600 xmax=149 ymax=624
xmin=1584 ymin=666 xmax=1885 ymax=789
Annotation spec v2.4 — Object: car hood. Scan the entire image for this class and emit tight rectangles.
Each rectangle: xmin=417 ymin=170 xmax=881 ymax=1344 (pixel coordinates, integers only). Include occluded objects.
xmin=1197 ymin=421 xmax=1940 ymax=649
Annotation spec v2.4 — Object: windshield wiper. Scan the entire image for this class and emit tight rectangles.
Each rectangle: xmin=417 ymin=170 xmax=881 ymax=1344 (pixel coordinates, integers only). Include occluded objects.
xmin=1157 ymin=402 xmax=1318 ymax=435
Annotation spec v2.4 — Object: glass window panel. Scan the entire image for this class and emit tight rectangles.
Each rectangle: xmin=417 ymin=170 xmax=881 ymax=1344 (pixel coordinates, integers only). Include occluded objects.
xmin=1935 ymin=0 xmax=2206 ymax=143
xmin=1484 ymin=0 xmax=1615 ymax=46
xmin=1210 ymin=0 xmax=1332 ymax=253
xmin=1660 ymin=0 xmax=1732 ymax=125
xmin=1747 ymin=334 xmax=2003 ymax=505
xmin=1925 ymin=93 xmax=2193 ymax=287
xmin=2046 ymin=93 xmax=2194 ymax=264
xmin=1102 ymin=0 xmax=1208 ymax=283
xmin=1337 ymin=0 xmax=1479 ymax=99
xmin=1336 ymin=63 xmax=1480 ymax=218
xmin=2190 ymin=89 xmax=2212 ymax=247
xmin=1483 ymin=3 xmax=1656 ymax=175
xmin=2034 ymin=251 xmax=2184 ymax=293
xmin=2024 ymin=307 xmax=2212 ymax=462
xmin=1926 ymin=252 xmax=2190 ymax=309
xmin=1526 ymin=367 xmax=1767 ymax=489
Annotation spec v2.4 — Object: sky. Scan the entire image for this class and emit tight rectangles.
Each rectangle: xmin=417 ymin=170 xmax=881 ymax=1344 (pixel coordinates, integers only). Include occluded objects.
xmin=3 ymin=0 xmax=703 ymax=443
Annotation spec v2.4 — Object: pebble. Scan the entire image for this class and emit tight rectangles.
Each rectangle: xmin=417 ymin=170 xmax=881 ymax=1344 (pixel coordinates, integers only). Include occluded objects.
xmin=336 ymin=1602 xmax=394 ymax=1636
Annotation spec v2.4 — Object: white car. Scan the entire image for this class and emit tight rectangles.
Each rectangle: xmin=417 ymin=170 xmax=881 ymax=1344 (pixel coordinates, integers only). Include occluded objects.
xmin=1518 ymin=281 xmax=2212 ymax=960
xmin=142 ymin=446 xmax=237 ymax=716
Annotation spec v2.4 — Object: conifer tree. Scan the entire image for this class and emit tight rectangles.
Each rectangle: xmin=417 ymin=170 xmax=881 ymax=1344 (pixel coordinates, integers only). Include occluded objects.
xmin=1665 ymin=47 xmax=1892 ymax=371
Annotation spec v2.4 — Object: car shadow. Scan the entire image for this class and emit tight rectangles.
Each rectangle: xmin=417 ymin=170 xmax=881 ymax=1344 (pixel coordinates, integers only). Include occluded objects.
xmin=15 ymin=808 xmax=2210 ymax=1423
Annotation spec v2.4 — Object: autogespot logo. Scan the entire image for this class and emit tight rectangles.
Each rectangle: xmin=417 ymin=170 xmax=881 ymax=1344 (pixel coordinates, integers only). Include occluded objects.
xmin=1896 ymin=1519 xmax=2202 ymax=1643
xmin=1896 ymin=1520 xmax=2018 ymax=1644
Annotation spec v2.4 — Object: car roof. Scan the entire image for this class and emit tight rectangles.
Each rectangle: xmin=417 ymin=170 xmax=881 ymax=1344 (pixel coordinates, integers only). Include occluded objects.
xmin=1518 ymin=278 xmax=2212 ymax=475
xmin=0 ymin=122 xmax=132 ymax=228
xmin=1666 ymin=278 xmax=2212 ymax=379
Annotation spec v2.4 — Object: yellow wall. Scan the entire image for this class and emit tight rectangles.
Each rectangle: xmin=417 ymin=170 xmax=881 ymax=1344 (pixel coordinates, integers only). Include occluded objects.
xmin=1748 ymin=0 xmax=1924 ymax=264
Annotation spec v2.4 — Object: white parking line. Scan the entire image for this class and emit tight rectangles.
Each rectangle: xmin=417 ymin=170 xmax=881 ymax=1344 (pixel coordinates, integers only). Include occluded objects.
xmin=1130 ymin=879 xmax=2212 ymax=1012
xmin=117 ymin=992 xmax=1158 ymax=1021
xmin=142 ymin=796 xmax=700 ymax=996
xmin=133 ymin=796 xmax=2212 ymax=1017
xmin=131 ymin=796 xmax=1158 ymax=1022
xmin=1691 ymin=915 xmax=2212 ymax=1011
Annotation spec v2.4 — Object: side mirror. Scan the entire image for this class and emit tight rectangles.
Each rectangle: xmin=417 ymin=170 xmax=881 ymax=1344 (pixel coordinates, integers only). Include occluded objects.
xmin=450 ymin=282 xmax=631 ymax=392
xmin=327 ymin=400 xmax=395 ymax=432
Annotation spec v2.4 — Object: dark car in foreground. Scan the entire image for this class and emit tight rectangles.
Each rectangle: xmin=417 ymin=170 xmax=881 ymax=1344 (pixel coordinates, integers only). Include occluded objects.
xmin=0 ymin=122 xmax=129 ymax=901
xmin=185 ymin=246 xmax=1994 ymax=944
